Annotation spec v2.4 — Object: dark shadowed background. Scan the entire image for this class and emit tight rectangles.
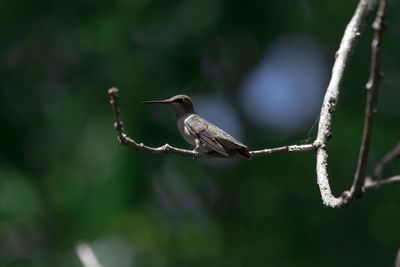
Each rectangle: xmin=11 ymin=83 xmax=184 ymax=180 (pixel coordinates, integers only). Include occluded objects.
xmin=1 ymin=0 xmax=400 ymax=266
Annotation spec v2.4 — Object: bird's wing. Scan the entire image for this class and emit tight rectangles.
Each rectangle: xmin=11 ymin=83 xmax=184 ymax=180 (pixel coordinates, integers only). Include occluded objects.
xmin=184 ymin=117 xmax=229 ymax=157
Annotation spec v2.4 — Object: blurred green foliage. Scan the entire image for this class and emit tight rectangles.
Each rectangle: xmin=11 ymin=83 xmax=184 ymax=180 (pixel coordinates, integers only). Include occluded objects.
xmin=0 ymin=0 xmax=400 ymax=266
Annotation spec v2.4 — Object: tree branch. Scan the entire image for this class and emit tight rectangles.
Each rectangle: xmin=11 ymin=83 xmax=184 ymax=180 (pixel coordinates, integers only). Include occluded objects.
xmin=314 ymin=0 xmax=377 ymax=208
xmin=352 ymin=0 xmax=388 ymax=197
xmin=108 ymin=87 xmax=317 ymax=159
xmin=107 ymin=0 xmax=398 ymax=208
xmin=315 ymin=0 xmax=395 ymax=208
xmin=250 ymin=144 xmax=317 ymax=156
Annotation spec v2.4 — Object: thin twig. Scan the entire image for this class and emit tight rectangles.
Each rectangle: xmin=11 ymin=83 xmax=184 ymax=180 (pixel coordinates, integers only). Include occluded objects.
xmin=108 ymin=87 xmax=316 ymax=159
xmin=364 ymin=175 xmax=400 ymax=191
xmin=372 ymin=142 xmax=400 ymax=178
xmin=314 ymin=0 xmax=376 ymax=208
xmin=251 ymin=144 xmax=317 ymax=156
xmin=352 ymin=0 xmax=388 ymax=197
xmin=363 ymin=141 xmax=400 ymax=192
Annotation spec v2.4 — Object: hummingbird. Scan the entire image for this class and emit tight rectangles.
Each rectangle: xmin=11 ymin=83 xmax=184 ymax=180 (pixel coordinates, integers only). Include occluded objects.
xmin=142 ymin=95 xmax=252 ymax=159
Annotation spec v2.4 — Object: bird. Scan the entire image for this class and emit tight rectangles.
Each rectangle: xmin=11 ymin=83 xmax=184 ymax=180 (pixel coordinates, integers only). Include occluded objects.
xmin=142 ymin=95 xmax=252 ymax=159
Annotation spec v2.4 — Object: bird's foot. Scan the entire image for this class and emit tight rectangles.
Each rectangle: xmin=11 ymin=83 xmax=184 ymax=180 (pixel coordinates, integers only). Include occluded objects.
xmin=191 ymin=140 xmax=201 ymax=159
xmin=192 ymin=140 xmax=205 ymax=159
xmin=192 ymin=147 xmax=200 ymax=159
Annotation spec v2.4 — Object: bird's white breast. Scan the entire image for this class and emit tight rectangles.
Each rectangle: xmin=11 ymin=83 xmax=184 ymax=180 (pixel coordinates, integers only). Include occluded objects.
xmin=177 ymin=114 xmax=196 ymax=146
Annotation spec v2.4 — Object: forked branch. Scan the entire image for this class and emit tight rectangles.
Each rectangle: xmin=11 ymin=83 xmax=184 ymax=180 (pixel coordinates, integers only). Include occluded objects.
xmin=314 ymin=0 xmax=392 ymax=207
xmin=108 ymin=0 xmax=399 ymax=208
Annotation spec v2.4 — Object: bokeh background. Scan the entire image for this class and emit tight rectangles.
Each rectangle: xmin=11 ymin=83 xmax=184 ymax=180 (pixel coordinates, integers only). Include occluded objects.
xmin=1 ymin=0 xmax=400 ymax=266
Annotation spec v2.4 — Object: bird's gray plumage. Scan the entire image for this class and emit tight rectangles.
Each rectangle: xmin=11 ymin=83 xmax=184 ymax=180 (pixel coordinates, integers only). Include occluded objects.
xmin=184 ymin=114 xmax=249 ymax=157
xmin=142 ymin=95 xmax=252 ymax=158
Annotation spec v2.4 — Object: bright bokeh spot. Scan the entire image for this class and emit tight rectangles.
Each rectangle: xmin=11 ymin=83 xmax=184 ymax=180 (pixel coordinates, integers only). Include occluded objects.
xmin=240 ymin=33 xmax=328 ymax=135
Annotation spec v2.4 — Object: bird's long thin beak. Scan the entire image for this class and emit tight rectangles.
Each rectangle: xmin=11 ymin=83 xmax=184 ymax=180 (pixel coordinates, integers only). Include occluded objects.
xmin=141 ymin=99 xmax=171 ymax=104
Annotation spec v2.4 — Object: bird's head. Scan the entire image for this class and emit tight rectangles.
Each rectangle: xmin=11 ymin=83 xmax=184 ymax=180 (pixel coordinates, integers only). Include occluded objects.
xmin=142 ymin=94 xmax=195 ymax=118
